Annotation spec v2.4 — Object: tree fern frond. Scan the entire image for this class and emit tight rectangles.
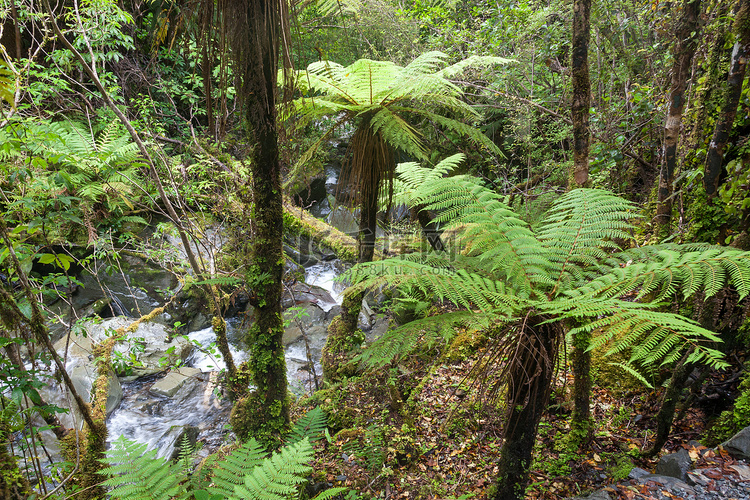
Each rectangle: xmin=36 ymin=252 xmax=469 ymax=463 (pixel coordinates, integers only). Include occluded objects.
xmin=437 ymin=54 xmax=514 ymax=78
xmin=537 ymin=188 xmax=636 ymax=295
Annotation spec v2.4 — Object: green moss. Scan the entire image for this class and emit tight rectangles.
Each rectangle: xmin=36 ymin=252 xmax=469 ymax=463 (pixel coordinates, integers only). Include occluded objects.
xmin=444 ymin=326 xmax=487 ymax=363
xmin=704 ymin=362 xmax=750 ymax=446
xmin=230 ymin=390 xmax=292 ymax=449
xmin=321 ymin=316 xmax=364 ymax=383
xmin=282 ymin=203 xmax=358 ymax=262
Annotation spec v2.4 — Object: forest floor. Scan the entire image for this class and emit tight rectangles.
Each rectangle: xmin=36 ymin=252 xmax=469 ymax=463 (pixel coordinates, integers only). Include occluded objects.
xmin=300 ymin=344 xmax=747 ymax=500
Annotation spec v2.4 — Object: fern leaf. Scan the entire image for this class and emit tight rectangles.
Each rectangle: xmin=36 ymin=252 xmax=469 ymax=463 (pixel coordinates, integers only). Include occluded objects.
xmin=208 ymin=439 xmax=268 ymax=498
xmin=228 ymin=439 xmax=313 ymax=500
xmin=287 ymin=407 xmax=328 ymax=445
xmin=100 ymin=435 xmax=185 ymax=500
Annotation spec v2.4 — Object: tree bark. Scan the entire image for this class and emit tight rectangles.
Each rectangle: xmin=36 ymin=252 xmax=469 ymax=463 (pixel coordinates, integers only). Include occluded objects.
xmin=571 ymin=0 xmax=591 ymax=188
xmin=704 ymin=0 xmax=750 ymax=197
xmin=571 ymin=328 xmax=593 ymax=444
xmin=656 ymin=0 xmax=701 ymax=233
xmin=223 ymin=0 xmax=290 ymax=446
xmin=492 ymin=318 xmax=560 ymax=500
xmin=645 ymin=349 xmax=694 ymax=457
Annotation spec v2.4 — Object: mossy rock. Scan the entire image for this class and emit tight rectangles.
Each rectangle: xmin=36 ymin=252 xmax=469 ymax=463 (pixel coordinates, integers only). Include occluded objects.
xmin=321 ymin=315 xmax=365 ymax=384
xmin=282 ymin=202 xmax=358 ymax=262
xmin=444 ymin=326 xmax=488 ymax=363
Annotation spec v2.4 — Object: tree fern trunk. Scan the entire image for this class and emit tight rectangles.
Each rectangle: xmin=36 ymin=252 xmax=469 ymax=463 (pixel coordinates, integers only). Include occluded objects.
xmin=492 ymin=318 xmax=560 ymax=500
xmin=645 ymin=349 xmax=694 ymax=457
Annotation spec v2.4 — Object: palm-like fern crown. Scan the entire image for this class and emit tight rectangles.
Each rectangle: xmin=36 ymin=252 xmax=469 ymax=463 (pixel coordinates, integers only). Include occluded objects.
xmin=288 ymin=51 xmax=509 ymax=191
xmin=349 ymin=160 xmax=750 ymax=380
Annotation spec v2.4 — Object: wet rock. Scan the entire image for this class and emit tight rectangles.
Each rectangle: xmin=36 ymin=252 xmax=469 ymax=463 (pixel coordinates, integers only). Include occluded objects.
xmin=150 ymin=367 xmax=202 ymax=398
xmin=721 ymin=425 xmax=750 ymax=460
xmin=655 ymin=448 xmax=692 ymax=480
xmin=168 ymin=425 xmax=200 ymax=461
xmin=637 ymin=474 xmax=694 ymax=494
xmin=283 ymin=326 xmax=303 ymax=346
xmin=282 ymin=282 xmax=336 ymax=308
xmin=58 ymin=317 xmax=193 ymax=378
xmin=571 ymin=491 xmax=611 ymax=500
xmin=628 ymin=467 xmax=650 ymax=480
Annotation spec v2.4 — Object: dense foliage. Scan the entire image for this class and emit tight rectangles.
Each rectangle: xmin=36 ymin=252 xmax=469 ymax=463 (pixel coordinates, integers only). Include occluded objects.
xmin=1 ymin=0 xmax=749 ymax=499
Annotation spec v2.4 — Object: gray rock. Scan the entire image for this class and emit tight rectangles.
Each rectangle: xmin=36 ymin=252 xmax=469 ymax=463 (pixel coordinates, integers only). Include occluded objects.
xmin=721 ymin=425 xmax=750 ymax=460
xmin=283 ymin=325 xmax=303 ymax=346
xmin=69 ymin=364 xmax=123 ymax=416
xmin=637 ymin=474 xmax=695 ymax=494
xmin=571 ymin=491 xmax=611 ymax=500
xmin=655 ymin=448 xmax=692 ymax=480
xmin=150 ymin=367 xmax=202 ymax=398
xmin=628 ymin=467 xmax=651 ymax=480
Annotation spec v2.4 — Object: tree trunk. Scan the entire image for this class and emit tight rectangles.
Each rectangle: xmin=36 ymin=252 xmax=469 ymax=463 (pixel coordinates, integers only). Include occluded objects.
xmin=224 ymin=0 xmax=290 ymax=447
xmin=571 ymin=0 xmax=591 ymax=188
xmin=645 ymin=349 xmax=694 ymax=457
xmin=571 ymin=328 xmax=593 ymax=444
xmin=413 ymin=205 xmax=445 ymax=253
xmin=570 ymin=0 xmax=593 ymax=446
xmin=0 ymin=416 xmax=32 ymax=500
xmin=656 ymin=0 xmax=701 ymax=234
xmin=492 ymin=318 xmax=560 ymax=500
xmin=704 ymin=0 xmax=750 ymax=197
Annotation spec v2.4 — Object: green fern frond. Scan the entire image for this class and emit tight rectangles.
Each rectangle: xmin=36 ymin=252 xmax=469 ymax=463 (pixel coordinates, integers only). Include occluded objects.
xmin=311 ymin=487 xmax=350 ymax=500
xmin=355 ymin=310 xmax=484 ymax=368
xmin=229 ymin=438 xmax=313 ymax=500
xmin=287 ymin=407 xmax=328 ymax=445
xmin=570 ymin=246 xmax=750 ymax=302
xmin=208 ymin=439 xmax=268 ymax=498
xmin=100 ymin=435 xmax=185 ymax=500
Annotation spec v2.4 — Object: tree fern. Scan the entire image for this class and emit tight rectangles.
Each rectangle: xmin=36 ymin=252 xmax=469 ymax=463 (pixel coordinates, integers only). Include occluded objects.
xmin=346 ymin=174 xmax=750 ymax=377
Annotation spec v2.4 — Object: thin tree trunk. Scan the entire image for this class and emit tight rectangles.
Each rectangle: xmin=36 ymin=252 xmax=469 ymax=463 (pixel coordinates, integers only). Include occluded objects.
xmin=492 ymin=319 xmax=560 ymax=500
xmin=704 ymin=0 xmax=750 ymax=197
xmin=656 ymin=0 xmax=701 ymax=233
xmin=645 ymin=349 xmax=695 ymax=457
xmin=224 ymin=0 xmax=290 ymax=446
xmin=571 ymin=0 xmax=591 ymax=188
xmin=570 ymin=0 xmax=594 ymax=443
xmin=571 ymin=328 xmax=593 ymax=444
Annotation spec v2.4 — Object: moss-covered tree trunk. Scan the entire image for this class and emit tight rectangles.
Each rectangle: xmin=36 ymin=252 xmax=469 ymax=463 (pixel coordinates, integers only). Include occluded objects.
xmin=0 ymin=416 xmax=31 ymax=500
xmin=491 ymin=319 xmax=560 ymax=500
xmin=655 ymin=0 xmax=701 ymax=234
xmin=571 ymin=0 xmax=591 ymax=188
xmin=570 ymin=0 xmax=594 ymax=442
xmin=224 ymin=0 xmax=290 ymax=446
xmin=704 ymin=0 xmax=750 ymax=197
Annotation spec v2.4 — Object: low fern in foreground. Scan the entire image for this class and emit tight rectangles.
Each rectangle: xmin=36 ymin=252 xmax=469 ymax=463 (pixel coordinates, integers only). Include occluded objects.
xmin=101 ymin=407 xmax=346 ymax=500
xmin=349 ymin=158 xmax=750 ymax=381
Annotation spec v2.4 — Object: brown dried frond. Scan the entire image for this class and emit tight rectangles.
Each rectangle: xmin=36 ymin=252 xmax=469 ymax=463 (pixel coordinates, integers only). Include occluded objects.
xmin=455 ymin=315 xmax=563 ymax=438
xmin=345 ymin=126 xmax=395 ymax=208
